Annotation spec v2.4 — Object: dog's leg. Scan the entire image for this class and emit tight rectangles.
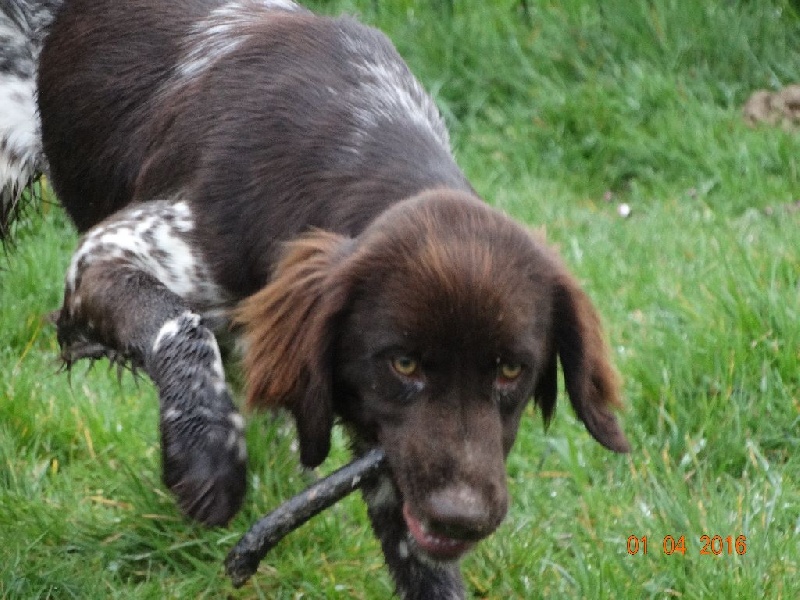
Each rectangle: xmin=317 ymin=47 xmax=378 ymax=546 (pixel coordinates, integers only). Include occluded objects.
xmin=362 ymin=475 xmax=465 ymax=600
xmin=57 ymin=199 xmax=246 ymax=526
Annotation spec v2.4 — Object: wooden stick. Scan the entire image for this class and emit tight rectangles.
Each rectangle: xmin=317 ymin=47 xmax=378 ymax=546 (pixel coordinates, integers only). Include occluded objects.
xmin=225 ymin=448 xmax=387 ymax=587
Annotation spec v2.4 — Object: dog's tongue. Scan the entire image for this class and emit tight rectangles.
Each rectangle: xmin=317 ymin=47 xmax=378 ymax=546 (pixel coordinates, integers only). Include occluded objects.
xmin=402 ymin=503 xmax=474 ymax=560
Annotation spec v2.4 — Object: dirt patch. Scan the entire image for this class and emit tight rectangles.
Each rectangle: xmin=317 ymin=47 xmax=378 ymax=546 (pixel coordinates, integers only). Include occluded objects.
xmin=742 ymin=84 xmax=800 ymax=130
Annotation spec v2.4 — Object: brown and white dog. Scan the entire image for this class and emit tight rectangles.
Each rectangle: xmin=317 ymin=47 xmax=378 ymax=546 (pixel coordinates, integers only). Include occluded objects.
xmin=3 ymin=1 xmax=629 ymax=597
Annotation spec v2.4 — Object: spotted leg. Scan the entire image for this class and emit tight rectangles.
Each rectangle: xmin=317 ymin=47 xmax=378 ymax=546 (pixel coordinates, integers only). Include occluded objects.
xmin=57 ymin=199 xmax=246 ymax=526
xmin=362 ymin=475 xmax=465 ymax=600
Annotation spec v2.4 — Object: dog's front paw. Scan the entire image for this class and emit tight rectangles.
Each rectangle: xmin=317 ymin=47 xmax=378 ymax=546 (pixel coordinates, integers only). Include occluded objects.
xmin=147 ymin=312 xmax=248 ymax=525
xmin=160 ymin=409 xmax=248 ymax=526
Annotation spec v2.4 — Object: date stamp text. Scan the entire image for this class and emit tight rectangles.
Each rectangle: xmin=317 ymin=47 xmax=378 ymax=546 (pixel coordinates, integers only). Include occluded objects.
xmin=627 ymin=535 xmax=747 ymax=556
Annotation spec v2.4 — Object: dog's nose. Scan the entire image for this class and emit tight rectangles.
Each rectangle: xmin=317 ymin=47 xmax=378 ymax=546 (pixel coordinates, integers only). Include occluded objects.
xmin=426 ymin=484 xmax=507 ymax=541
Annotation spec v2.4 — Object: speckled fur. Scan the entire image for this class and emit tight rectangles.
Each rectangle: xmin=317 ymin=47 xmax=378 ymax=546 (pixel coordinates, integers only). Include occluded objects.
xmin=0 ymin=0 xmax=60 ymax=240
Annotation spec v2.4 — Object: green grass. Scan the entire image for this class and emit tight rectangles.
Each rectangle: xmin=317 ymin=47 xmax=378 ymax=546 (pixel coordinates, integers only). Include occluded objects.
xmin=2 ymin=0 xmax=799 ymax=598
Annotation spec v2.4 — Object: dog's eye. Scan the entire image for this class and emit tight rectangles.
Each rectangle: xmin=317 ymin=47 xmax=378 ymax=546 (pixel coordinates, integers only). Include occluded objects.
xmin=496 ymin=361 xmax=523 ymax=383
xmin=391 ymin=355 xmax=419 ymax=377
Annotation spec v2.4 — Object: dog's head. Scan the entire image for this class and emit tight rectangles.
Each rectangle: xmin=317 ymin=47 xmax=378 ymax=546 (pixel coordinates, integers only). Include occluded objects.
xmin=238 ymin=188 xmax=628 ymax=560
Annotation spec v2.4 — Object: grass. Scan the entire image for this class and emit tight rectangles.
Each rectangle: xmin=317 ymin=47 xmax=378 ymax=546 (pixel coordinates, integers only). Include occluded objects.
xmin=2 ymin=0 xmax=799 ymax=598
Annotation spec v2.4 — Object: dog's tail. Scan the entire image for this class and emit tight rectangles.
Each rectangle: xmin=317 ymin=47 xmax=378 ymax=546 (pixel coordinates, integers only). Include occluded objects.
xmin=0 ymin=0 xmax=61 ymax=244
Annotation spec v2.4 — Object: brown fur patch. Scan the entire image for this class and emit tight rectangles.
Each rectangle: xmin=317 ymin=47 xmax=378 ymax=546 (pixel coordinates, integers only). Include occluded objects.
xmin=552 ymin=270 xmax=628 ymax=452
xmin=235 ymin=230 xmax=353 ymax=466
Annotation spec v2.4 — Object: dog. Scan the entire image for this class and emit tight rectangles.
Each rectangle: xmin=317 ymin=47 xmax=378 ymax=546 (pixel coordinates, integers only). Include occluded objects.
xmin=0 ymin=0 xmax=59 ymax=237
xmin=2 ymin=1 xmax=629 ymax=597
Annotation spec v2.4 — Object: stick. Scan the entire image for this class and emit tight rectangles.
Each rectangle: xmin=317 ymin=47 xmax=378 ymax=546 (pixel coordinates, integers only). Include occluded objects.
xmin=225 ymin=448 xmax=387 ymax=587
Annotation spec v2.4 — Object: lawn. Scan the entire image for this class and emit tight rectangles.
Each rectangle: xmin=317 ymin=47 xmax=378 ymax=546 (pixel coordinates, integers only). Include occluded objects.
xmin=1 ymin=0 xmax=799 ymax=598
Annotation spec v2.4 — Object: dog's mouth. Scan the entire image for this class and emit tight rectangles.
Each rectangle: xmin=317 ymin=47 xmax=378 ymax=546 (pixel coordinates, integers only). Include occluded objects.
xmin=401 ymin=502 xmax=476 ymax=561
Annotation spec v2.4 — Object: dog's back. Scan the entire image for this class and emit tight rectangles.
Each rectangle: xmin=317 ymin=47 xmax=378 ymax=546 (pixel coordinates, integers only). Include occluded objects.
xmin=38 ymin=0 xmax=471 ymax=295
xmin=38 ymin=0 xmax=245 ymax=233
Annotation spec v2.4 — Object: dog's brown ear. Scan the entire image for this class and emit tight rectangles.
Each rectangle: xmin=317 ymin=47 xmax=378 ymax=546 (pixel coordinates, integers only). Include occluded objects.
xmin=537 ymin=272 xmax=630 ymax=453
xmin=235 ymin=231 xmax=353 ymax=468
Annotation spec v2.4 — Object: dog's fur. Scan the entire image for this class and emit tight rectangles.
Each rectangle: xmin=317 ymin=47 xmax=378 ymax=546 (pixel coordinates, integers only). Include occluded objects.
xmin=3 ymin=1 xmax=629 ymax=597
xmin=0 ymin=0 xmax=59 ymax=238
